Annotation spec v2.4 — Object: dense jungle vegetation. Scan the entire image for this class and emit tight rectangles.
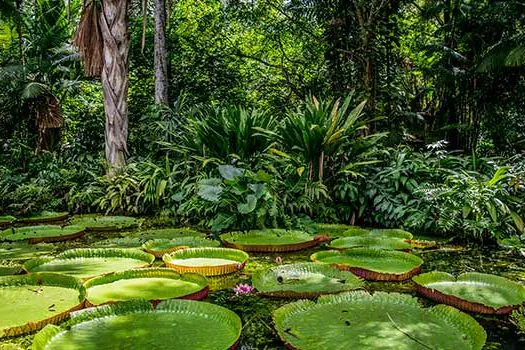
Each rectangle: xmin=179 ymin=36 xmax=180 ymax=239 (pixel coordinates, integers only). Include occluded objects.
xmin=1 ymin=0 xmax=525 ymax=243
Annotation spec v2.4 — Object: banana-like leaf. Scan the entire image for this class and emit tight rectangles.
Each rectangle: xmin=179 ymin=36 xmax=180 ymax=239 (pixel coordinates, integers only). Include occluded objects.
xmin=0 ymin=225 xmax=86 ymax=244
xmin=221 ymin=229 xmax=321 ymax=252
xmin=24 ymin=248 xmax=155 ymax=280
xmin=413 ymin=271 xmax=525 ymax=314
xmin=0 ymin=243 xmax=56 ymax=260
xmin=69 ymin=215 xmax=138 ymax=232
xmin=273 ymin=291 xmax=486 ymax=350
xmin=15 ymin=212 xmax=69 ymax=225
xmin=84 ymin=268 xmax=209 ymax=306
xmin=163 ymin=247 xmax=248 ymax=276
xmin=143 ymin=237 xmax=220 ymax=258
xmin=0 ymin=273 xmax=85 ymax=338
xmin=311 ymin=248 xmax=423 ymax=281
xmin=32 ymin=299 xmax=242 ymax=350
xmin=328 ymin=236 xmax=412 ymax=251
xmin=252 ymin=262 xmax=364 ymax=298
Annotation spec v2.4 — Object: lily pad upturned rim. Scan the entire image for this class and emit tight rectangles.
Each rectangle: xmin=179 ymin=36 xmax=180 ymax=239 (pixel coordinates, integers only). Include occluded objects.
xmin=83 ymin=268 xmax=209 ymax=307
xmin=32 ymin=299 xmax=242 ymax=350
xmin=413 ymin=271 xmax=525 ymax=314
xmin=252 ymin=262 xmax=364 ymax=299
xmin=142 ymin=237 xmax=220 ymax=258
xmin=273 ymin=291 xmax=486 ymax=350
xmin=23 ymin=248 xmax=155 ymax=279
xmin=15 ymin=212 xmax=69 ymax=225
xmin=0 ymin=273 xmax=85 ymax=338
xmin=163 ymin=247 xmax=249 ymax=276
xmin=310 ymin=248 xmax=423 ymax=281
xmin=1 ymin=225 xmax=86 ymax=244
xmin=328 ymin=236 xmax=412 ymax=251
xmin=220 ymin=229 xmax=320 ymax=252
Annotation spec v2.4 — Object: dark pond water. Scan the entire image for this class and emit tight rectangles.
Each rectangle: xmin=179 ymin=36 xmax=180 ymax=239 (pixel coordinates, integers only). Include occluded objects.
xmin=1 ymin=230 xmax=525 ymax=350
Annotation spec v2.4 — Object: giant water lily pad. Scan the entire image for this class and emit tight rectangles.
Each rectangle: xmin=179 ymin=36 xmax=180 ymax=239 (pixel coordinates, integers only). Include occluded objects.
xmin=163 ymin=247 xmax=248 ymax=276
xmin=252 ymin=262 xmax=364 ymax=298
xmin=273 ymin=291 xmax=486 ymax=350
xmin=1 ymin=225 xmax=85 ymax=244
xmin=0 ymin=216 xmax=16 ymax=229
xmin=24 ymin=248 xmax=155 ymax=279
xmin=84 ymin=268 xmax=209 ymax=306
xmin=413 ymin=271 xmax=525 ymax=314
xmin=316 ymin=224 xmax=360 ymax=237
xmin=143 ymin=237 xmax=220 ymax=258
xmin=0 ymin=263 xmax=23 ymax=276
xmin=328 ymin=236 xmax=412 ymax=251
xmin=0 ymin=273 xmax=85 ymax=338
xmin=0 ymin=243 xmax=55 ymax=260
xmin=340 ymin=228 xmax=413 ymax=240
xmin=221 ymin=229 xmax=324 ymax=252
xmin=311 ymin=248 xmax=423 ymax=281
xmin=32 ymin=299 xmax=242 ymax=350
xmin=134 ymin=227 xmax=205 ymax=239
xmin=69 ymin=215 xmax=138 ymax=232
xmin=16 ymin=212 xmax=69 ymax=225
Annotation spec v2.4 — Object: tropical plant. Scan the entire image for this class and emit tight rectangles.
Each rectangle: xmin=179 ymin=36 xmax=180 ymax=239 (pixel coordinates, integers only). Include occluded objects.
xmin=220 ymin=229 xmax=323 ymax=252
xmin=163 ymin=247 xmax=249 ymax=276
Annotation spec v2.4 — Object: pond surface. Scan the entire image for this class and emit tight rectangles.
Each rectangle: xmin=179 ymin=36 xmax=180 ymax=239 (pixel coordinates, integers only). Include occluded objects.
xmin=1 ymin=230 xmax=525 ymax=349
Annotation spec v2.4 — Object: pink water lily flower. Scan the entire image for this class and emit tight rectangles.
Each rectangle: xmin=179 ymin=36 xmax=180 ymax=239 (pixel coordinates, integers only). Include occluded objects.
xmin=233 ymin=283 xmax=255 ymax=295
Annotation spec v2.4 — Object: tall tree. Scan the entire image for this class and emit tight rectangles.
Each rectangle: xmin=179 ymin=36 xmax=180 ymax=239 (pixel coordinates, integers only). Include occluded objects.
xmin=75 ymin=0 xmax=130 ymax=168
xmin=154 ymin=0 xmax=168 ymax=104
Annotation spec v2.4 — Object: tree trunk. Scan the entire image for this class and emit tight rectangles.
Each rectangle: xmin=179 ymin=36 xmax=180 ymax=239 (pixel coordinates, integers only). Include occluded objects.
xmin=154 ymin=0 xmax=169 ymax=104
xmin=100 ymin=0 xmax=129 ymax=168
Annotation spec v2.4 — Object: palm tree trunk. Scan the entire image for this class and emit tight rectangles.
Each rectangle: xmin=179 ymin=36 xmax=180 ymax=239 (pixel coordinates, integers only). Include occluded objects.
xmin=154 ymin=0 xmax=168 ymax=104
xmin=100 ymin=0 xmax=129 ymax=168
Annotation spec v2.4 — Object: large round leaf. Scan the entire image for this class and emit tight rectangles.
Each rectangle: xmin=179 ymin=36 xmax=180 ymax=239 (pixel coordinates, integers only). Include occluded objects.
xmin=16 ymin=212 xmax=69 ymax=225
xmin=1 ymin=225 xmax=85 ymax=244
xmin=252 ymin=262 xmax=364 ymax=298
xmin=221 ymin=229 xmax=322 ymax=252
xmin=0 ymin=243 xmax=55 ymax=260
xmin=0 ymin=263 xmax=23 ymax=276
xmin=0 ymin=216 xmax=16 ymax=229
xmin=32 ymin=299 xmax=242 ymax=350
xmin=315 ymin=224 xmax=361 ymax=237
xmin=311 ymin=248 xmax=423 ymax=281
xmin=413 ymin=271 xmax=525 ymax=314
xmin=84 ymin=268 xmax=209 ymax=306
xmin=132 ymin=227 xmax=205 ymax=240
xmin=163 ymin=247 xmax=248 ymax=276
xmin=273 ymin=291 xmax=486 ymax=350
xmin=328 ymin=236 xmax=412 ymax=251
xmin=69 ymin=215 xmax=138 ymax=232
xmin=0 ymin=273 xmax=85 ymax=338
xmin=24 ymin=248 xmax=155 ymax=279
xmin=91 ymin=237 xmax=144 ymax=249
xmin=368 ymin=229 xmax=414 ymax=240
xmin=143 ymin=237 xmax=220 ymax=258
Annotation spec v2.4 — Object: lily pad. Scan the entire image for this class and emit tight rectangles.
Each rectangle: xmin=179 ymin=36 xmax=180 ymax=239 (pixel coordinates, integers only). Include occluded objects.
xmin=91 ymin=237 xmax=144 ymax=249
xmin=335 ymin=227 xmax=371 ymax=237
xmin=406 ymin=239 xmax=438 ymax=249
xmin=163 ymin=247 xmax=249 ymax=276
xmin=132 ymin=227 xmax=205 ymax=240
xmin=1 ymin=225 xmax=86 ymax=244
xmin=0 ymin=264 xmax=23 ymax=276
xmin=413 ymin=271 xmax=525 ymax=314
xmin=16 ymin=212 xmax=69 ymax=225
xmin=84 ymin=268 xmax=209 ymax=306
xmin=0 ymin=273 xmax=85 ymax=338
xmin=311 ymin=248 xmax=423 ymax=281
xmin=221 ymin=229 xmax=322 ymax=252
xmin=69 ymin=215 xmax=138 ymax=232
xmin=328 ymin=236 xmax=412 ymax=251
xmin=24 ymin=248 xmax=155 ymax=279
xmin=0 ymin=216 xmax=16 ymax=229
xmin=32 ymin=299 xmax=242 ymax=350
xmin=143 ymin=237 xmax=220 ymax=258
xmin=315 ymin=224 xmax=360 ymax=237
xmin=273 ymin=291 xmax=486 ymax=350
xmin=0 ymin=243 xmax=55 ymax=260
xmin=368 ymin=229 xmax=414 ymax=240
xmin=252 ymin=262 xmax=364 ymax=298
